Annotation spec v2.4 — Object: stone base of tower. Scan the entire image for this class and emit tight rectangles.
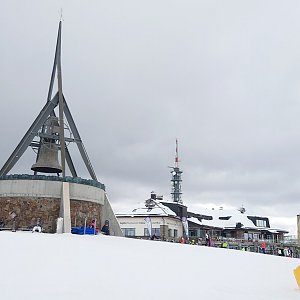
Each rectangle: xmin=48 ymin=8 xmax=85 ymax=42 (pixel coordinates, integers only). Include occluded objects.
xmin=0 ymin=175 xmax=123 ymax=236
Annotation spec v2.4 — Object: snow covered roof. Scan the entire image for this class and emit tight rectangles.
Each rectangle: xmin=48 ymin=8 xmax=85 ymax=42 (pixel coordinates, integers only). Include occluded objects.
xmin=266 ymin=228 xmax=289 ymax=234
xmin=116 ymin=202 xmax=177 ymax=217
xmin=188 ymin=207 xmax=268 ymax=230
xmin=116 ymin=201 xmax=288 ymax=233
xmin=188 ymin=217 xmax=202 ymax=225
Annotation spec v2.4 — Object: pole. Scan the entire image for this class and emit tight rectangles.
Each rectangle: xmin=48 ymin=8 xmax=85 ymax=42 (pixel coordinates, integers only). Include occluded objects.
xmin=56 ymin=21 xmax=66 ymax=177
xmin=84 ymin=218 xmax=87 ymax=235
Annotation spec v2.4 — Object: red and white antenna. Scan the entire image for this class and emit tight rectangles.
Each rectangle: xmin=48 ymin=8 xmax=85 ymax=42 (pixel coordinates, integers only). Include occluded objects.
xmin=170 ymin=139 xmax=183 ymax=203
xmin=175 ymin=139 xmax=179 ymax=168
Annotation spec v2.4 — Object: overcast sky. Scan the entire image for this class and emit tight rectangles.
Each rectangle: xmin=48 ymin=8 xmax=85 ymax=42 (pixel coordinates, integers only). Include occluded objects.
xmin=1 ymin=1 xmax=300 ymax=234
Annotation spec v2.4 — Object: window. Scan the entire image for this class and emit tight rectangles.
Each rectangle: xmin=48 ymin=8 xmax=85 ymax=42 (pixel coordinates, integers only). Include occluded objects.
xmin=174 ymin=229 xmax=178 ymax=238
xmin=152 ymin=228 xmax=160 ymax=237
xmin=143 ymin=228 xmax=160 ymax=237
xmin=256 ymin=219 xmax=267 ymax=227
xmin=244 ymin=233 xmax=259 ymax=241
xmin=122 ymin=228 xmax=135 ymax=237
xmin=189 ymin=230 xmax=198 ymax=237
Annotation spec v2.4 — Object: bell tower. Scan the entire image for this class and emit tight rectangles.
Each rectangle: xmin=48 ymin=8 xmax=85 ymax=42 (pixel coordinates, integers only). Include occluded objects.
xmin=0 ymin=21 xmax=97 ymax=180
xmin=0 ymin=22 xmax=125 ymax=236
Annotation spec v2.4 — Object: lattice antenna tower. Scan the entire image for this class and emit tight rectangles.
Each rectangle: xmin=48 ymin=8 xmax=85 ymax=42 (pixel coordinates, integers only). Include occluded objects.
xmin=170 ymin=139 xmax=183 ymax=204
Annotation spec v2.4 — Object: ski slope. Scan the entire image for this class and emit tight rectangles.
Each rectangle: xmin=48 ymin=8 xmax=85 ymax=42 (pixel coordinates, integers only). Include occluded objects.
xmin=0 ymin=231 xmax=299 ymax=300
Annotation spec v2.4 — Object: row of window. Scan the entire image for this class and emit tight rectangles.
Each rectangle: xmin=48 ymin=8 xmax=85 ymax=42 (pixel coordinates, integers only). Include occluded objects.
xmin=121 ymin=228 xmax=178 ymax=238
xmin=122 ymin=228 xmax=271 ymax=240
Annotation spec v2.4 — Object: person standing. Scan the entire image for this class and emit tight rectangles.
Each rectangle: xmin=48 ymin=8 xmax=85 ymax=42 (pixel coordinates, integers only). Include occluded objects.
xmin=205 ymin=232 xmax=210 ymax=246
xmin=261 ymin=242 xmax=266 ymax=254
xmin=90 ymin=219 xmax=96 ymax=228
xmin=221 ymin=241 xmax=228 ymax=248
xmin=101 ymin=220 xmax=110 ymax=235
xmin=151 ymin=234 xmax=159 ymax=240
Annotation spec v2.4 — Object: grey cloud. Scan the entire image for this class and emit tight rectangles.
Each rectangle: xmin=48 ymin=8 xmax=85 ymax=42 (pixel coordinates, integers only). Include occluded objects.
xmin=1 ymin=0 xmax=300 ymax=234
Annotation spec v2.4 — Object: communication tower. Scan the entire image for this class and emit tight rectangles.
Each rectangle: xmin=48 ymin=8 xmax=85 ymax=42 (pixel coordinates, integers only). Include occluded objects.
xmin=170 ymin=139 xmax=183 ymax=204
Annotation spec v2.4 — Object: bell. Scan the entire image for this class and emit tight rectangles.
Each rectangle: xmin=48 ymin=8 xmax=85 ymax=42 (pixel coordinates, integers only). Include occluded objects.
xmin=31 ymin=142 xmax=62 ymax=174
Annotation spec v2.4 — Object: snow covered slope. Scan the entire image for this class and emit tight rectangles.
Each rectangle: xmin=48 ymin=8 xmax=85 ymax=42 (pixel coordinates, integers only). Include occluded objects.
xmin=0 ymin=231 xmax=299 ymax=300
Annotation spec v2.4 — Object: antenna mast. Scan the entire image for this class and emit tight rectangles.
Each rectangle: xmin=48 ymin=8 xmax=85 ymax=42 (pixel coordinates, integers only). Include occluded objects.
xmin=170 ymin=139 xmax=183 ymax=204
xmin=175 ymin=138 xmax=179 ymax=168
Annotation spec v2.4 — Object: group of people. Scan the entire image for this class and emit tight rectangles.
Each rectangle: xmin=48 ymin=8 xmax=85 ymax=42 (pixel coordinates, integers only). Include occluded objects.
xmin=178 ymin=232 xmax=213 ymax=246
xmin=178 ymin=234 xmax=289 ymax=254
xmin=261 ymin=243 xmax=295 ymax=257
xmin=185 ymin=237 xmax=297 ymax=257
xmin=30 ymin=218 xmax=111 ymax=235
xmin=277 ymin=247 xmax=293 ymax=257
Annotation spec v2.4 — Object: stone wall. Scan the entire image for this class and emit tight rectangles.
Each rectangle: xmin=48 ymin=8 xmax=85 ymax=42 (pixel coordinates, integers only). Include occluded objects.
xmin=70 ymin=199 xmax=101 ymax=229
xmin=0 ymin=197 xmax=102 ymax=233
xmin=0 ymin=197 xmax=60 ymax=232
xmin=0 ymin=178 xmax=122 ymax=235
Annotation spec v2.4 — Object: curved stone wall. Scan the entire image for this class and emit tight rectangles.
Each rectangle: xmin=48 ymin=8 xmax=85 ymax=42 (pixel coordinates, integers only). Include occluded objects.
xmin=0 ymin=178 xmax=104 ymax=233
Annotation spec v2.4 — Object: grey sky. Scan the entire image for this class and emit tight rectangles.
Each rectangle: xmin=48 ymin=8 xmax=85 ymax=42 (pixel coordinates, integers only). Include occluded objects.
xmin=1 ymin=1 xmax=300 ymax=234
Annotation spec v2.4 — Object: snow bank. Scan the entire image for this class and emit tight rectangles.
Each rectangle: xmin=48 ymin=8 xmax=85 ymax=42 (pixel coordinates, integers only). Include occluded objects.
xmin=0 ymin=231 xmax=299 ymax=300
